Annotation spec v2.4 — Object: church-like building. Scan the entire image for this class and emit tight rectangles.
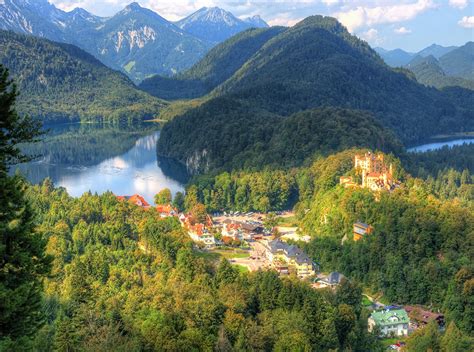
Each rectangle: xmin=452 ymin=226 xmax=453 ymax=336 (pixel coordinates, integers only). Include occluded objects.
xmin=340 ymin=152 xmax=395 ymax=192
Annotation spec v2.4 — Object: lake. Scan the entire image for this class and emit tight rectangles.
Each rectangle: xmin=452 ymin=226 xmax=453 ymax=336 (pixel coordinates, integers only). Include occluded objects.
xmin=408 ymin=138 xmax=474 ymax=153
xmin=13 ymin=123 xmax=187 ymax=204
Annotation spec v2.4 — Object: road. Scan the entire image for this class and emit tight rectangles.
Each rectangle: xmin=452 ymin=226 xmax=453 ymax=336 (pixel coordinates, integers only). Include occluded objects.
xmin=230 ymin=241 xmax=272 ymax=272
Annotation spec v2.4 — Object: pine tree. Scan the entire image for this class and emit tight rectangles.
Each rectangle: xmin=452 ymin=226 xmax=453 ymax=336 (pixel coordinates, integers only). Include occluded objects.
xmin=0 ymin=65 xmax=51 ymax=341
xmin=0 ymin=65 xmax=42 ymax=173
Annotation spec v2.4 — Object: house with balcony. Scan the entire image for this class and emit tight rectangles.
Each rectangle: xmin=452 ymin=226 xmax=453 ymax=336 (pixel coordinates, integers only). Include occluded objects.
xmin=265 ymin=240 xmax=316 ymax=278
xmin=368 ymin=309 xmax=410 ymax=337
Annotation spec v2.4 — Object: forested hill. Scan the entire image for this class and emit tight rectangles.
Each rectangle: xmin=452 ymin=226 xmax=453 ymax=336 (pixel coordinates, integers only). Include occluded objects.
xmin=159 ymin=105 xmax=404 ymax=174
xmin=210 ymin=16 xmax=472 ymax=138
xmin=0 ymin=30 xmax=166 ymax=123
xmin=139 ymin=27 xmax=286 ymax=100
xmin=405 ymin=55 xmax=474 ymax=90
xmin=157 ymin=16 xmax=474 ymax=173
xmin=404 ymin=42 xmax=474 ymax=90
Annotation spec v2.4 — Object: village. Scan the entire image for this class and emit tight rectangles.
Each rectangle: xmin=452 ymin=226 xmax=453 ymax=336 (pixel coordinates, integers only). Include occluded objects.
xmin=116 ymin=152 xmax=446 ymax=350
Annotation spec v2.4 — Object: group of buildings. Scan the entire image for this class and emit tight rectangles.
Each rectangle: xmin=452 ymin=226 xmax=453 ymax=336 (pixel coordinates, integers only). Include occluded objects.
xmin=340 ymin=152 xmax=396 ymax=192
xmin=116 ymin=193 xmax=446 ymax=341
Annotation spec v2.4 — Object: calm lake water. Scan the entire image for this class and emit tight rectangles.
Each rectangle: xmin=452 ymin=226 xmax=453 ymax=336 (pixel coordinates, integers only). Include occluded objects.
xmin=13 ymin=123 xmax=186 ymax=203
xmin=408 ymin=138 xmax=474 ymax=153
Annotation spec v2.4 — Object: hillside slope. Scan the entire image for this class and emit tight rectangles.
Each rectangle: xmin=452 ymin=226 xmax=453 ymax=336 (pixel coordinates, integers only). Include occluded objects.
xmin=405 ymin=55 xmax=474 ymax=90
xmin=0 ymin=30 xmax=166 ymax=123
xmin=438 ymin=42 xmax=474 ymax=80
xmin=139 ymin=27 xmax=285 ymax=100
xmin=157 ymin=16 xmax=474 ymax=173
xmin=374 ymin=47 xmax=414 ymax=67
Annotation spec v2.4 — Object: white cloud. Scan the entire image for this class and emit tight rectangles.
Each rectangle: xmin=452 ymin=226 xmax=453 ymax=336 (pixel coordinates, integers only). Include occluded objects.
xmin=395 ymin=26 xmax=412 ymax=34
xmin=449 ymin=0 xmax=468 ymax=9
xmin=334 ymin=0 xmax=437 ymax=32
xmin=359 ymin=27 xmax=383 ymax=45
xmin=458 ymin=15 xmax=474 ymax=28
xmin=322 ymin=0 xmax=340 ymax=6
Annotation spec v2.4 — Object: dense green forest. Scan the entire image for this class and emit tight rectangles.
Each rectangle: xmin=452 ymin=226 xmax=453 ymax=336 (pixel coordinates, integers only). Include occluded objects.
xmin=406 ymin=143 xmax=474 ymax=178
xmin=158 ymin=105 xmax=404 ymax=174
xmin=157 ymin=16 xmax=474 ymax=166
xmin=139 ymin=27 xmax=285 ymax=100
xmin=0 ymin=182 xmax=383 ymax=351
xmin=0 ymin=31 xmax=166 ymax=123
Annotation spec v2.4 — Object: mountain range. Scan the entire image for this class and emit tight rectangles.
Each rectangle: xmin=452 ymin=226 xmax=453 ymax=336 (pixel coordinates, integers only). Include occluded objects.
xmin=155 ymin=16 xmax=474 ymax=174
xmin=0 ymin=30 xmax=165 ymax=123
xmin=0 ymin=0 xmax=268 ymax=82
xmin=405 ymin=43 xmax=474 ymax=90
xmin=375 ymin=44 xmax=459 ymax=67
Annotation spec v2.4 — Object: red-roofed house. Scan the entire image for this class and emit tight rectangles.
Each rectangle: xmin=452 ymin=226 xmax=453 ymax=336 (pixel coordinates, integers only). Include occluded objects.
xmin=156 ymin=204 xmax=178 ymax=218
xmin=222 ymin=221 xmax=243 ymax=240
xmin=405 ymin=306 xmax=445 ymax=329
xmin=179 ymin=213 xmax=216 ymax=249
xmin=117 ymin=194 xmax=150 ymax=208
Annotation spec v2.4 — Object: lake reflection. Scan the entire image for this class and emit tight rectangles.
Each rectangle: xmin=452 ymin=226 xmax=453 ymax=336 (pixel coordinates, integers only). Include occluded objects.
xmin=408 ymin=138 xmax=474 ymax=152
xmin=14 ymin=123 xmax=186 ymax=203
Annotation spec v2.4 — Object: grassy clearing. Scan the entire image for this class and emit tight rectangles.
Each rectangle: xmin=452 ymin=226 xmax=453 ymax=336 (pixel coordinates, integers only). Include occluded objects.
xmin=234 ymin=264 xmax=249 ymax=273
xmin=362 ymin=295 xmax=373 ymax=307
xmin=277 ymin=215 xmax=299 ymax=227
xmin=194 ymin=247 xmax=250 ymax=261
xmin=214 ymin=248 xmax=250 ymax=259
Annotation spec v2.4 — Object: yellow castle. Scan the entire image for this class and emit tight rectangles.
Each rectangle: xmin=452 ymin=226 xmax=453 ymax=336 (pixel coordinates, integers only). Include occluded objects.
xmin=340 ymin=152 xmax=395 ymax=191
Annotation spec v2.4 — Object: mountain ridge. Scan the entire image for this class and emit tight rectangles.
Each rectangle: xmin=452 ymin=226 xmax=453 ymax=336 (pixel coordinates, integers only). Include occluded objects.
xmin=376 ymin=43 xmax=460 ymax=68
xmin=0 ymin=0 xmax=268 ymax=82
xmin=403 ymin=42 xmax=474 ymax=90
xmin=139 ymin=26 xmax=285 ymax=100
xmin=175 ymin=6 xmax=269 ymax=43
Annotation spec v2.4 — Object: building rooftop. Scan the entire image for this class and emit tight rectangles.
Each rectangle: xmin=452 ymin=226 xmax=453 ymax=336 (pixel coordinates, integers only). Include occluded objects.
xmin=117 ymin=194 xmax=150 ymax=207
xmin=370 ymin=309 xmax=409 ymax=326
xmin=327 ymin=271 xmax=345 ymax=284
xmin=268 ymin=240 xmax=313 ymax=265
xmin=404 ymin=306 xmax=444 ymax=324
xmin=354 ymin=221 xmax=371 ymax=229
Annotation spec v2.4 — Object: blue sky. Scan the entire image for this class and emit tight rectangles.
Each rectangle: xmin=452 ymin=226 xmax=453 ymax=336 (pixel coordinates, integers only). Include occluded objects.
xmin=50 ymin=0 xmax=474 ymax=52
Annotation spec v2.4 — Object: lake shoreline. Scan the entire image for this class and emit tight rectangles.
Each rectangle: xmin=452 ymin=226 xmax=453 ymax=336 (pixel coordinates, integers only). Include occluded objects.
xmin=408 ymin=138 xmax=474 ymax=153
